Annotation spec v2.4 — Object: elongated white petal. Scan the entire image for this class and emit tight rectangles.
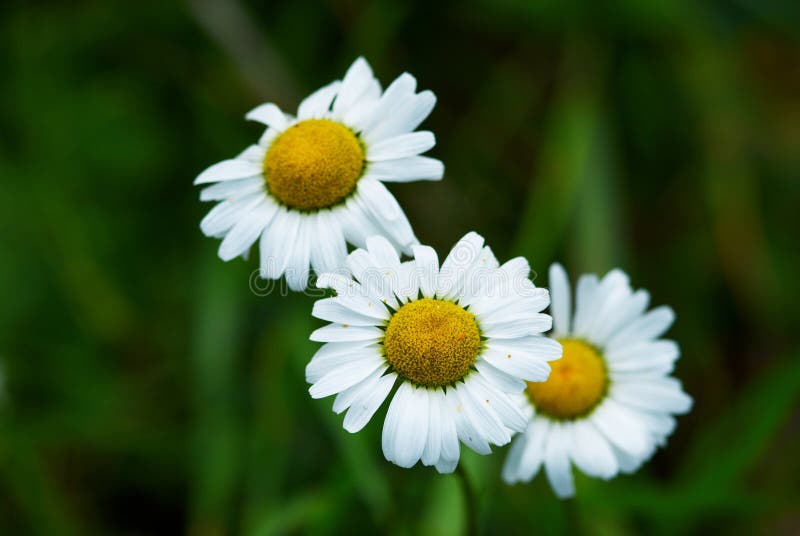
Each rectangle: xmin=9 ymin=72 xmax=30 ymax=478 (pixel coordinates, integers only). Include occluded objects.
xmin=422 ymin=389 xmax=443 ymax=466
xmin=309 ymin=323 xmax=383 ymax=343
xmin=309 ymin=352 xmax=385 ymax=399
xmin=311 ymin=298 xmax=379 ymax=326
xmin=364 ymin=156 xmax=444 ymax=182
xmin=297 ymin=81 xmax=341 ymax=119
xmin=611 ymin=377 xmax=693 ymax=414
xmin=200 ymin=177 xmax=263 ymax=202
xmin=333 ymin=57 xmax=376 ymax=117
xmin=306 ymin=341 xmax=378 ymax=383
xmin=549 ymin=263 xmax=572 ymax=336
xmin=568 ymin=421 xmax=618 ymax=479
xmin=504 ymin=417 xmax=549 ymax=483
xmin=606 ymin=306 xmax=676 ymax=350
xmin=259 ymin=208 xmax=296 ymax=279
xmin=437 ymin=232 xmax=485 ymax=300
xmin=544 ymin=423 xmax=576 ymax=498
xmin=364 ymin=90 xmax=436 ymax=142
xmin=342 ymin=372 xmax=396 ymax=433
xmin=246 ymin=103 xmax=290 ymax=131
xmin=285 ymin=217 xmax=311 ymax=291
xmin=218 ymin=199 xmax=277 ymax=261
xmin=367 ymin=131 xmax=435 ymax=161
xmin=309 ymin=210 xmax=348 ymax=275
xmin=356 ymin=180 xmax=417 ymax=254
xmin=199 ymin=192 xmax=263 ymax=237
xmin=195 ymin=159 xmax=262 ymax=185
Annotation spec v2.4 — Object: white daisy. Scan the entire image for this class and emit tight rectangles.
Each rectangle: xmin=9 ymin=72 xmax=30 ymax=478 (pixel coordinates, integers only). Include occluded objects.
xmin=305 ymin=232 xmax=562 ymax=472
xmin=502 ymin=263 xmax=693 ymax=498
xmin=194 ymin=57 xmax=443 ymax=291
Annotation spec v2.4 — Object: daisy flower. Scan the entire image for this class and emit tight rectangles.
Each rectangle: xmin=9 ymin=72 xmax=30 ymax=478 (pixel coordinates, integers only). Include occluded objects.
xmin=305 ymin=232 xmax=562 ymax=472
xmin=502 ymin=263 xmax=693 ymax=498
xmin=194 ymin=57 xmax=443 ymax=291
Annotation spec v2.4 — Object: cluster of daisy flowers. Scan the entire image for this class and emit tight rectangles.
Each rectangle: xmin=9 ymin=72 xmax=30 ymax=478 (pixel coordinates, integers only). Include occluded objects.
xmin=195 ymin=57 xmax=692 ymax=498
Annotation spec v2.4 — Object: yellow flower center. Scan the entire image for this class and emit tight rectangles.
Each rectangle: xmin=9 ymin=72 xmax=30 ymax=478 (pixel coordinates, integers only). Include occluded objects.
xmin=526 ymin=339 xmax=608 ymax=419
xmin=263 ymin=119 xmax=365 ymax=210
xmin=384 ymin=298 xmax=481 ymax=387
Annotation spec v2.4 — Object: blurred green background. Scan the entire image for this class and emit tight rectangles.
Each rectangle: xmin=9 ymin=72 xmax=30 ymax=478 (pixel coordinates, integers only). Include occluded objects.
xmin=1 ymin=0 xmax=799 ymax=534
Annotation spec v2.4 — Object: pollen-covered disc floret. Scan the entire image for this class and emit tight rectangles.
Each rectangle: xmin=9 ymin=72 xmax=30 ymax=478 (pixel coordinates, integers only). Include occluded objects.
xmin=503 ymin=264 xmax=693 ymax=499
xmin=384 ymin=298 xmax=480 ymax=387
xmin=264 ymin=119 xmax=364 ymax=210
xmin=305 ymin=233 xmax=560 ymax=473
xmin=195 ymin=57 xmax=444 ymax=291
xmin=526 ymin=339 xmax=607 ymax=419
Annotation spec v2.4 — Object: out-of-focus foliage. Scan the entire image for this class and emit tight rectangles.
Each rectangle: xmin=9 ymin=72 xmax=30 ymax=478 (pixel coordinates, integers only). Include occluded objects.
xmin=0 ymin=0 xmax=798 ymax=534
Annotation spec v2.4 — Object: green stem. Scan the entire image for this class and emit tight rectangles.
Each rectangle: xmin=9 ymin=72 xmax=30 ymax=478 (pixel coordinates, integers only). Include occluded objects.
xmin=456 ymin=464 xmax=478 ymax=536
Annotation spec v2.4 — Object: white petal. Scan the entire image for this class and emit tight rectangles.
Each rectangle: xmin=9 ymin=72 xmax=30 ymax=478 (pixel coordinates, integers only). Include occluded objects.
xmin=200 ymin=177 xmax=263 ymax=201
xmin=367 ymin=131 xmax=435 ymax=161
xmin=195 ymin=158 xmax=262 ymax=185
xmin=394 ymin=386 xmax=429 ymax=467
xmin=309 ymin=323 xmax=383 ymax=343
xmin=346 ymin=248 xmax=399 ymax=309
xmin=217 ymin=199 xmax=277 ymax=261
xmin=356 ymin=180 xmax=417 ymax=254
xmin=606 ymin=340 xmax=680 ymax=372
xmin=611 ymin=377 xmax=693 ymax=414
xmin=366 ymin=235 xmax=401 ymax=268
xmin=332 ymin=364 xmax=384 ymax=413
xmin=549 ymin=263 xmax=572 ymax=336
xmin=333 ymin=57 xmax=377 ymax=117
xmin=384 ymin=383 xmax=428 ymax=467
xmin=594 ymin=289 xmax=651 ymax=346
xmin=259 ymin=208 xmax=296 ymax=279
xmin=285 ymin=219 xmax=311 ymax=291
xmin=591 ymin=399 xmax=652 ymax=458
xmin=437 ymin=232 xmax=485 ymax=300
xmin=422 ymin=389 xmax=443 ymax=466
xmin=306 ymin=341 xmax=378 ymax=383
xmin=481 ymin=314 xmax=552 ymax=339
xmin=308 ymin=352 xmax=385 ymax=399
xmin=364 ymin=156 xmax=444 ymax=182
xmin=475 ymin=294 xmax=552 ymax=327
xmin=339 ymin=194 xmax=384 ymax=250
xmin=572 ymin=274 xmax=600 ymax=335
xmin=568 ymin=420 xmax=618 ymax=479
xmin=245 ymin=103 xmax=290 ymax=131
xmin=297 ymin=81 xmax=341 ymax=119
xmin=606 ymin=306 xmax=676 ymax=350
xmin=412 ymin=245 xmax=439 ymax=299
xmin=382 ymin=382 xmax=409 ymax=463
xmin=357 ymin=72 xmax=417 ymax=134
xmin=504 ymin=417 xmax=549 ymax=483
xmin=458 ymin=379 xmax=511 ymax=446
xmin=501 ymin=434 xmax=529 ymax=483
xmin=199 ymin=192 xmax=263 ymax=237
xmin=544 ymin=423 xmax=576 ymax=498
xmin=479 ymin=345 xmax=553 ymax=383
xmin=474 ymin=360 xmax=526 ymax=394
xmin=468 ymin=374 xmax=528 ymax=433
xmin=364 ymin=90 xmax=437 ymax=142
xmin=342 ymin=372 xmax=396 ymax=433
xmin=448 ymin=387 xmax=492 ymax=455
xmin=309 ymin=210 xmax=348 ymax=275
xmin=311 ymin=298 xmax=379 ymax=326
xmin=437 ymin=389 xmax=460 ymax=463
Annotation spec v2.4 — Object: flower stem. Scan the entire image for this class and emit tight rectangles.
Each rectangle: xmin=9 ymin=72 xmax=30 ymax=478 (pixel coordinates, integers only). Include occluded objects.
xmin=456 ymin=464 xmax=478 ymax=536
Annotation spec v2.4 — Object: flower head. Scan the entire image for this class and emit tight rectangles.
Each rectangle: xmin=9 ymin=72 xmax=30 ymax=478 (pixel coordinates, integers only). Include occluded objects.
xmin=306 ymin=233 xmax=561 ymax=472
xmin=502 ymin=263 xmax=693 ymax=498
xmin=195 ymin=58 xmax=443 ymax=290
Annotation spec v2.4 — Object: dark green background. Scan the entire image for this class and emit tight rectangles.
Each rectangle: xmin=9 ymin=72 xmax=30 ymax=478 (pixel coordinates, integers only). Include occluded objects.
xmin=1 ymin=0 xmax=798 ymax=534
